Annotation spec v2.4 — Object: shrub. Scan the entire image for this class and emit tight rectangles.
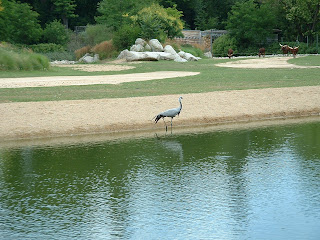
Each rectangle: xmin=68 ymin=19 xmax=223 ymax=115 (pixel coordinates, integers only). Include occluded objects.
xmin=82 ymin=24 xmax=113 ymax=46
xmin=181 ymin=44 xmax=204 ymax=58
xmin=0 ymin=46 xmax=50 ymax=71
xmin=92 ymin=40 xmax=117 ymax=59
xmin=43 ymin=20 xmax=70 ymax=46
xmin=75 ymin=46 xmax=91 ymax=60
xmin=113 ymin=24 xmax=141 ymax=50
xmin=212 ymin=34 xmax=237 ymax=57
xmin=42 ymin=51 xmax=75 ymax=61
xmin=29 ymin=43 xmax=65 ymax=53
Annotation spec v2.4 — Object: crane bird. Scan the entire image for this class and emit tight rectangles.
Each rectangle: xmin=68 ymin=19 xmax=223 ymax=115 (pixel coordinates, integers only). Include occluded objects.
xmin=153 ymin=96 xmax=183 ymax=131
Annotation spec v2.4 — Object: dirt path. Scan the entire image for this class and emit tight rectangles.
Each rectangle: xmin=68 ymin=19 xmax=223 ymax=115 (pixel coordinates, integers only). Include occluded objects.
xmin=0 ymin=57 xmax=319 ymax=140
xmin=0 ymin=71 xmax=200 ymax=88
xmin=215 ymin=56 xmax=320 ymax=68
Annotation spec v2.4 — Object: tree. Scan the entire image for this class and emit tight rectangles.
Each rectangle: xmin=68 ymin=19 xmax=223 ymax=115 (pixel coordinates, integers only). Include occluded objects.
xmin=226 ymin=0 xmax=276 ymax=47
xmin=281 ymin=0 xmax=320 ymax=40
xmin=53 ymin=0 xmax=77 ymax=28
xmin=131 ymin=3 xmax=184 ymax=41
xmin=95 ymin=0 xmax=136 ymax=31
xmin=0 ymin=0 xmax=42 ymax=44
xmin=43 ymin=20 xmax=70 ymax=45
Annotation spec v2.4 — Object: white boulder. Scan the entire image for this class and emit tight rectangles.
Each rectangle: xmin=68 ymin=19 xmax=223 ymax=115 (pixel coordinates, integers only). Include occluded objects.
xmin=149 ymin=39 xmax=164 ymax=52
xmin=178 ymin=51 xmax=201 ymax=61
xmin=130 ymin=44 xmax=144 ymax=52
xmin=79 ymin=53 xmax=99 ymax=63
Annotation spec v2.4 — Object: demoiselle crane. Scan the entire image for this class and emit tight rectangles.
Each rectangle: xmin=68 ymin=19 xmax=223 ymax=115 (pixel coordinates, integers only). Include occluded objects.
xmin=153 ymin=96 xmax=183 ymax=131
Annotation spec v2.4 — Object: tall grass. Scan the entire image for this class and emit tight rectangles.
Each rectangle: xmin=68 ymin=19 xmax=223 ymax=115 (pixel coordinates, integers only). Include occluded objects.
xmin=0 ymin=45 xmax=50 ymax=71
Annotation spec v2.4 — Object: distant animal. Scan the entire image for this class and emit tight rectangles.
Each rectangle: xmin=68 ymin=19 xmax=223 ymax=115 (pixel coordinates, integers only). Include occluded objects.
xmin=258 ymin=48 xmax=265 ymax=58
xmin=153 ymin=96 xmax=183 ymax=132
xmin=279 ymin=43 xmax=290 ymax=55
xmin=289 ymin=46 xmax=299 ymax=58
xmin=227 ymin=48 xmax=233 ymax=59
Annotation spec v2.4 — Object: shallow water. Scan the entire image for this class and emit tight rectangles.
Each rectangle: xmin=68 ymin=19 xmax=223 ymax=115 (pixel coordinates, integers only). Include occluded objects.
xmin=1 ymin=119 xmax=320 ymax=239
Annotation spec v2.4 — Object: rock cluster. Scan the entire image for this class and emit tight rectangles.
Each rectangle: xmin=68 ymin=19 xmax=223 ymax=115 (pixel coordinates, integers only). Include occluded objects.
xmin=117 ymin=38 xmax=201 ymax=62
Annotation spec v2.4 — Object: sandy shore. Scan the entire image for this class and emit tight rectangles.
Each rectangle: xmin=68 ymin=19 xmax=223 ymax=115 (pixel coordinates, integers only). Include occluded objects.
xmin=1 ymin=56 xmax=319 ymax=140
xmin=1 ymin=86 xmax=319 ymax=140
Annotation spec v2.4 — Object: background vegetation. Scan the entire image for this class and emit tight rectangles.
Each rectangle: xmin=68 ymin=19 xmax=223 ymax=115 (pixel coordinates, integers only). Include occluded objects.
xmin=0 ymin=0 xmax=319 ymax=67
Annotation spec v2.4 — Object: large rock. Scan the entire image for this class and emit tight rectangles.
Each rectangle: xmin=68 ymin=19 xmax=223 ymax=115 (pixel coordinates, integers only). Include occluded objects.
xmin=135 ymin=38 xmax=146 ymax=46
xmin=126 ymin=51 xmax=160 ymax=62
xmin=204 ymin=51 xmax=212 ymax=58
xmin=79 ymin=53 xmax=99 ymax=63
xmin=149 ymin=39 xmax=164 ymax=52
xmin=178 ymin=51 xmax=201 ymax=61
xmin=130 ymin=44 xmax=144 ymax=52
xmin=164 ymin=45 xmax=177 ymax=55
xmin=163 ymin=45 xmax=187 ymax=62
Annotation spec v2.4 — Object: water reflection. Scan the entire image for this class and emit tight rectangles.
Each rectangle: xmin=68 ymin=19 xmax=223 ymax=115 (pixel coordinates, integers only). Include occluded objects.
xmin=0 ymin=119 xmax=320 ymax=239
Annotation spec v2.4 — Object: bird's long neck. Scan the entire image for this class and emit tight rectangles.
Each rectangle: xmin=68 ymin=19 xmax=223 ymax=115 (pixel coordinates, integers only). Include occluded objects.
xmin=179 ymin=99 xmax=182 ymax=111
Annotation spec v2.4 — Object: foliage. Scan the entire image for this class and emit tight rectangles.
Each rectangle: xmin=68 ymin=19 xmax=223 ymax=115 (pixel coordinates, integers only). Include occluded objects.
xmin=212 ymin=34 xmax=237 ymax=57
xmin=180 ymin=44 xmax=204 ymax=57
xmin=91 ymin=40 xmax=117 ymax=59
xmin=0 ymin=0 xmax=42 ymax=44
xmin=131 ymin=3 xmax=184 ymax=41
xmin=43 ymin=20 xmax=70 ymax=46
xmin=53 ymin=0 xmax=77 ymax=28
xmin=112 ymin=24 xmax=142 ymax=50
xmin=226 ymin=0 xmax=276 ymax=47
xmin=0 ymin=45 xmax=50 ymax=71
xmin=29 ymin=43 xmax=65 ymax=53
xmin=42 ymin=51 xmax=75 ymax=61
xmin=82 ymin=24 xmax=113 ymax=46
xmin=75 ymin=45 xmax=91 ymax=60
xmin=95 ymin=0 xmax=135 ymax=30
xmin=95 ymin=0 xmax=155 ymax=31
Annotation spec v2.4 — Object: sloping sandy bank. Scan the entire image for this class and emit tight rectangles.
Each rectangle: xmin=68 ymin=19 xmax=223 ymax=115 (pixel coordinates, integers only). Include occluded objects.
xmin=1 ymin=86 xmax=319 ymax=140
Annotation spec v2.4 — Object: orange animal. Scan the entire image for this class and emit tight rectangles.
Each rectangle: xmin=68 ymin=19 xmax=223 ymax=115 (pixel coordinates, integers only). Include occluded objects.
xmin=258 ymin=48 xmax=265 ymax=58
xmin=289 ymin=46 xmax=299 ymax=58
xmin=279 ymin=43 xmax=290 ymax=55
xmin=227 ymin=48 xmax=233 ymax=59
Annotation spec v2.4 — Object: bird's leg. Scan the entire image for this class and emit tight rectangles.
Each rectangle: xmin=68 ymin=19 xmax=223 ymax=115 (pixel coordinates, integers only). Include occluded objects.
xmin=162 ymin=118 xmax=167 ymax=132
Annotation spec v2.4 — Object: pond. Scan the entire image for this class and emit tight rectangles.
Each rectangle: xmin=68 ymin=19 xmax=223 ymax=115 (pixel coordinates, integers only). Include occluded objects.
xmin=1 ymin=118 xmax=320 ymax=240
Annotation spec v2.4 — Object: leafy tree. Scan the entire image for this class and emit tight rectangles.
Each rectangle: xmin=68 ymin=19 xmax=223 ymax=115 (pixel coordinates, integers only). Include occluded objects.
xmin=43 ymin=20 xmax=70 ymax=45
xmin=0 ymin=0 xmax=3 ymax=11
xmin=53 ymin=0 xmax=78 ymax=28
xmin=212 ymin=34 xmax=237 ymax=56
xmin=226 ymin=0 xmax=276 ymax=47
xmin=132 ymin=3 xmax=184 ymax=41
xmin=95 ymin=0 xmax=136 ymax=31
xmin=281 ymin=0 xmax=320 ymax=40
xmin=0 ymin=0 xmax=42 ymax=44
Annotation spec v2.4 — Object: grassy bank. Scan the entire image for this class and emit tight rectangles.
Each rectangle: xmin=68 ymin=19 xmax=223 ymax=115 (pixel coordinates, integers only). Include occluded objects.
xmin=0 ymin=55 xmax=319 ymax=103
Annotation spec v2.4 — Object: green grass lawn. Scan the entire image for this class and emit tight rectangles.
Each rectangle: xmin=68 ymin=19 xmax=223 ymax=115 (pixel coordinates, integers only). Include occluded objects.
xmin=0 ymin=56 xmax=319 ymax=103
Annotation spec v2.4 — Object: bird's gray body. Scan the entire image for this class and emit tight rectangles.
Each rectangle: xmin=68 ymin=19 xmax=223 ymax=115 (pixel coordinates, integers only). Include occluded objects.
xmin=154 ymin=97 xmax=183 ymax=130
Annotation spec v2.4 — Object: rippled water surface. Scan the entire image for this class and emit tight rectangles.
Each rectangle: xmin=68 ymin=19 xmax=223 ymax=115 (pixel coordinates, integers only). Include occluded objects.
xmin=1 ymin=119 xmax=320 ymax=239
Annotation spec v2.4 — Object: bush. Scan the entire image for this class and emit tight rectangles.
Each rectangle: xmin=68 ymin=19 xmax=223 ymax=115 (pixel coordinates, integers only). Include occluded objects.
xmin=42 ymin=51 xmax=75 ymax=61
xmin=82 ymin=24 xmax=113 ymax=46
xmin=0 ymin=46 xmax=50 ymax=71
xmin=43 ymin=20 xmax=70 ymax=46
xmin=75 ymin=46 xmax=91 ymax=60
xmin=181 ymin=44 xmax=204 ymax=58
xmin=113 ymin=24 xmax=142 ymax=50
xmin=29 ymin=43 xmax=65 ymax=53
xmin=212 ymin=34 xmax=237 ymax=57
xmin=92 ymin=40 xmax=117 ymax=59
